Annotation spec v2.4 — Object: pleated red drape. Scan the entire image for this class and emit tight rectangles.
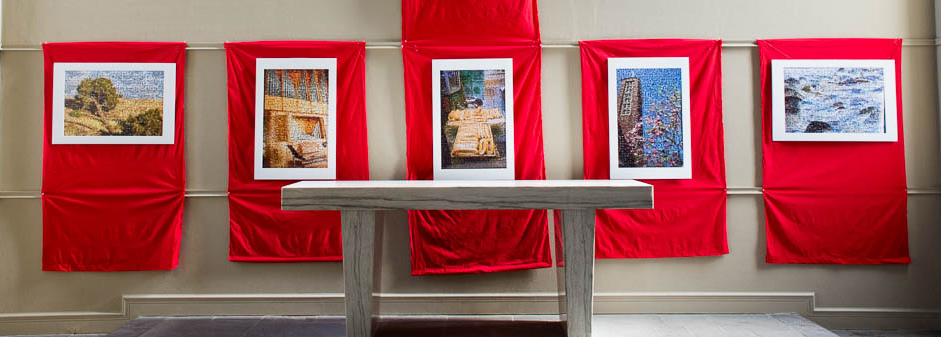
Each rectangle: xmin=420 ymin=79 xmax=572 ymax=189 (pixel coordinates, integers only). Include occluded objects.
xmin=403 ymin=43 xmax=551 ymax=275
xmin=41 ymin=42 xmax=187 ymax=271
xmin=401 ymin=0 xmax=540 ymax=44
xmin=577 ymin=39 xmax=728 ymax=258
xmin=225 ymin=41 xmax=369 ymax=262
xmin=758 ymin=39 xmax=909 ymax=264
xmin=402 ymin=0 xmax=551 ymax=275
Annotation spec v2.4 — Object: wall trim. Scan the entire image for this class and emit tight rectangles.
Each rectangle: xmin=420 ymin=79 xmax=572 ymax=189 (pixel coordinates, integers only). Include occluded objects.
xmin=1 ymin=38 xmax=938 ymax=51
xmin=2 ymin=188 xmax=939 ymax=199
xmin=1 ymin=292 xmax=938 ymax=334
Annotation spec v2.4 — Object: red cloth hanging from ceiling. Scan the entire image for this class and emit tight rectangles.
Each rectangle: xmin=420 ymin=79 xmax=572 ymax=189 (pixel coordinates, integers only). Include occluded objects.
xmin=225 ymin=41 xmax=369 ymax=261
xmin=400 ymin=0 xmax=550 ymax=275
xmin=577 ymin=39 xmax=728 ymax=258
xmin=758 ymin=38 xmax=909 ymax=264
xmin=402 ymin=42 xmax=551 ymax=275
xmin=401 ymin=0 xmax=550 ymax=275
xmin=401 ymin=0 xmax=540 ymax=43
xmin=41 ymin=42 xmax=187 ymax=271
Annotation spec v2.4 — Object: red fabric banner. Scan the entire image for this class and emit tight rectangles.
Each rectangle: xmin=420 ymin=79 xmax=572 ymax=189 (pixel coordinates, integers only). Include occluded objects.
xmin=225 ymin=41 xmax=369 ymax=262
xmin=402 ymin=42 xmax=551 ymax=275
xmin=401 ymin=0 xmax=548 ymax=275
xmin=577 ymin=39 xmax=728 ymax=258
xmin=401 ymin=0 xmax=540 ymax=43
xmin=758 ymin=39 xmax=909 ymax=264
xmin=41 ymin=42 xmax=186 ymax=271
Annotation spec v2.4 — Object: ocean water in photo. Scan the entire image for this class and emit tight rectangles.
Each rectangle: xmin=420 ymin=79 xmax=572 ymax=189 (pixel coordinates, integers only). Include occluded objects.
xmin=783 ymin=67 xmax=885 ymax=133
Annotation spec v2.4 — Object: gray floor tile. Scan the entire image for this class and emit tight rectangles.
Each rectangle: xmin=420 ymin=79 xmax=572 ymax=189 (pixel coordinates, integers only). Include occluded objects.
xmin=712 ymin=314 xmax=800 ymax=336
xmin=656 ymin=325 xmax=697 ymax=337
xmin=660 ymin=314 xmax=718 ymax=326
xmin=594 ymin=315 xmax=664 ymax=337
xmin=7 ymin=335 xmax=107 ymax=337
xmin=597 ymin=314 xmax=668 ymax=327
xmin=772 ymin=314 xmax=821 ymax=328
xmin=771 ymin=313 xmax=840 ymax=337
xmin=107 ymin=317 xmax=166 ymax=337
xmin=657 ymin=315 xmax=731 ymax=337
xmin=375 ymin=318 xmax=564 ymax=337
xmin=687 ymin=325 xmax=742 ymax=337
xmin=797 ymin=328 xmax=842 ymax=337
xmin=754 ymin=331 xmax=806 ymax=337
xmin=832 ymin=331 xmax=941 ymax=337
xmin=12 ymin=313 xmax=925 ymax=337
xmin=136 ymin=317 xmax=261 ymax=337
xmin=243 ymin=317 xmax=344 ymax=337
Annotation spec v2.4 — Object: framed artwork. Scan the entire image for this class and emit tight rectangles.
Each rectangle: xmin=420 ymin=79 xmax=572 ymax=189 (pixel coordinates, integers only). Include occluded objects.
xmin=52 ymin=62 xmax=176 ymax=144
xmin=771 ymin=59 xmax=897 ymax=142
xmin=607 ymin=57 xmax=692 ymax=180
xmin=254 ymin=58 xmax=337 ymax=180
xmin=432 ymin=58 xmax=515 ymax=180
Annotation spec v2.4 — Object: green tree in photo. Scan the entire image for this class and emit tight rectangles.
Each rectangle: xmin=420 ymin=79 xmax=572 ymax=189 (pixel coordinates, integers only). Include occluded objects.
xmin=75 ymin=77 xmax=120 ymax=115
xmin=460 ymin=70 xmax=485 ymax=99
xmin=119 ymin=108 xmax=163 ymax=136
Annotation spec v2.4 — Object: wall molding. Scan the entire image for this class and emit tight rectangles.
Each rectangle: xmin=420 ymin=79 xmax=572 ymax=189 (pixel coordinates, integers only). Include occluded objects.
xmin=1 ymin=38 xmax=938 ymax=51
xmin=1 ymin=292 xmax=938 ymax=334
xmin=2 ymin=187 xmax=939 ymax=199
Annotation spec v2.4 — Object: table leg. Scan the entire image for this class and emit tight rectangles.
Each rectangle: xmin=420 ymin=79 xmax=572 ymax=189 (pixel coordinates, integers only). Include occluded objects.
xmin=557 ymin=209 xmax=596 ymax=337
xmin=341 ymin=210 xmax=382 ymax=337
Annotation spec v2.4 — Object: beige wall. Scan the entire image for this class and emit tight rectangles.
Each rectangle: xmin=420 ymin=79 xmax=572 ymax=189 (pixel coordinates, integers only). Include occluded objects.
xmin=1 ymin=0 xmax=940 ymax=334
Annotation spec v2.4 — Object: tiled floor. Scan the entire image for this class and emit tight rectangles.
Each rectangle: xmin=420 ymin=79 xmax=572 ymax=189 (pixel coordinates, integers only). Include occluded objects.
xmin=593 ymin=313 xmax=836 ymax=337
xmin=832 ymin=331 xmax=941 ymax=337
xmin=4 ymin=314 xmax=940 ymax=337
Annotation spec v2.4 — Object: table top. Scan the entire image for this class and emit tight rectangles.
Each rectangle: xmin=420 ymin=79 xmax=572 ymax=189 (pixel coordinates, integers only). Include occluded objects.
xmin=281 ymin=179 xmax=653 ymax=211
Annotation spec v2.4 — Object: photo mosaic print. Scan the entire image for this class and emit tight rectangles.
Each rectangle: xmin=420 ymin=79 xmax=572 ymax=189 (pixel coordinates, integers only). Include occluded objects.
xmin=262 ymin=69 xmax=330 ymax=169
xmin=63 ymin=70 xmax=164 ymax=137
xmin=783 ymin=67 xmax=886 ymax=134
xmin=439 ymin=69 xmax=508 ymax=169
xmin=615 ymin=67 xmax=684 ymax=168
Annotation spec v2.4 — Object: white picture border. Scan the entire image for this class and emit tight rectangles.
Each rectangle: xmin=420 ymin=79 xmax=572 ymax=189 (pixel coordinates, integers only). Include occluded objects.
xmin=52 ymin=62 xmax=176 ymax=144
xmin=431 ymin=58 xmax=515 ymax=180
xmin=253 ymin=58 xmax=338 ymax=180
xmin=607 ymin=57 xmax=693 ymax=180
xmin=771 ymin=59 xmax=898 ymax=142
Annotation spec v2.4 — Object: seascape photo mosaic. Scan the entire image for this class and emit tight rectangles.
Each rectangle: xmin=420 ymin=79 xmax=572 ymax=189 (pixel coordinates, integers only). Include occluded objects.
xmin=772 ymin=59 xmax=897 ymax=142
xmin=783 ymin=67 xmax=885 ymax=134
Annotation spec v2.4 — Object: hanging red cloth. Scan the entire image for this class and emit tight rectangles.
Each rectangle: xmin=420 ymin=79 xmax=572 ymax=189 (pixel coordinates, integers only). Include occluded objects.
xmin=225 ymin=41 xmax=369 ymax=261
xmin=402 ymin=42 xmax=551 ymax=275
xmin=577 ymin=39 xmax=728 ymax=258
xmin=401 ymin=0 xmax=550 ymax=275
xmin=401 ymin=0 xmax=540 ymax=43
xmin=758 ymin=39 xmax=909 ymax=264
xmin=41 ymin=42 xmax=187 ymax=271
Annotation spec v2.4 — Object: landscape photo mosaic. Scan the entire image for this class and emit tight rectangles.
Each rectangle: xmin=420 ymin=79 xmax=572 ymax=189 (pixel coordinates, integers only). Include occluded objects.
xmin=63 ymin=70 xmax=165 ymax=137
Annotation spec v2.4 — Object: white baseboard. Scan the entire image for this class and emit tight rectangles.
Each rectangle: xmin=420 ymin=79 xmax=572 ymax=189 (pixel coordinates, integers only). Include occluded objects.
xmin=1 ymin=292 xmax=938 ymax=334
